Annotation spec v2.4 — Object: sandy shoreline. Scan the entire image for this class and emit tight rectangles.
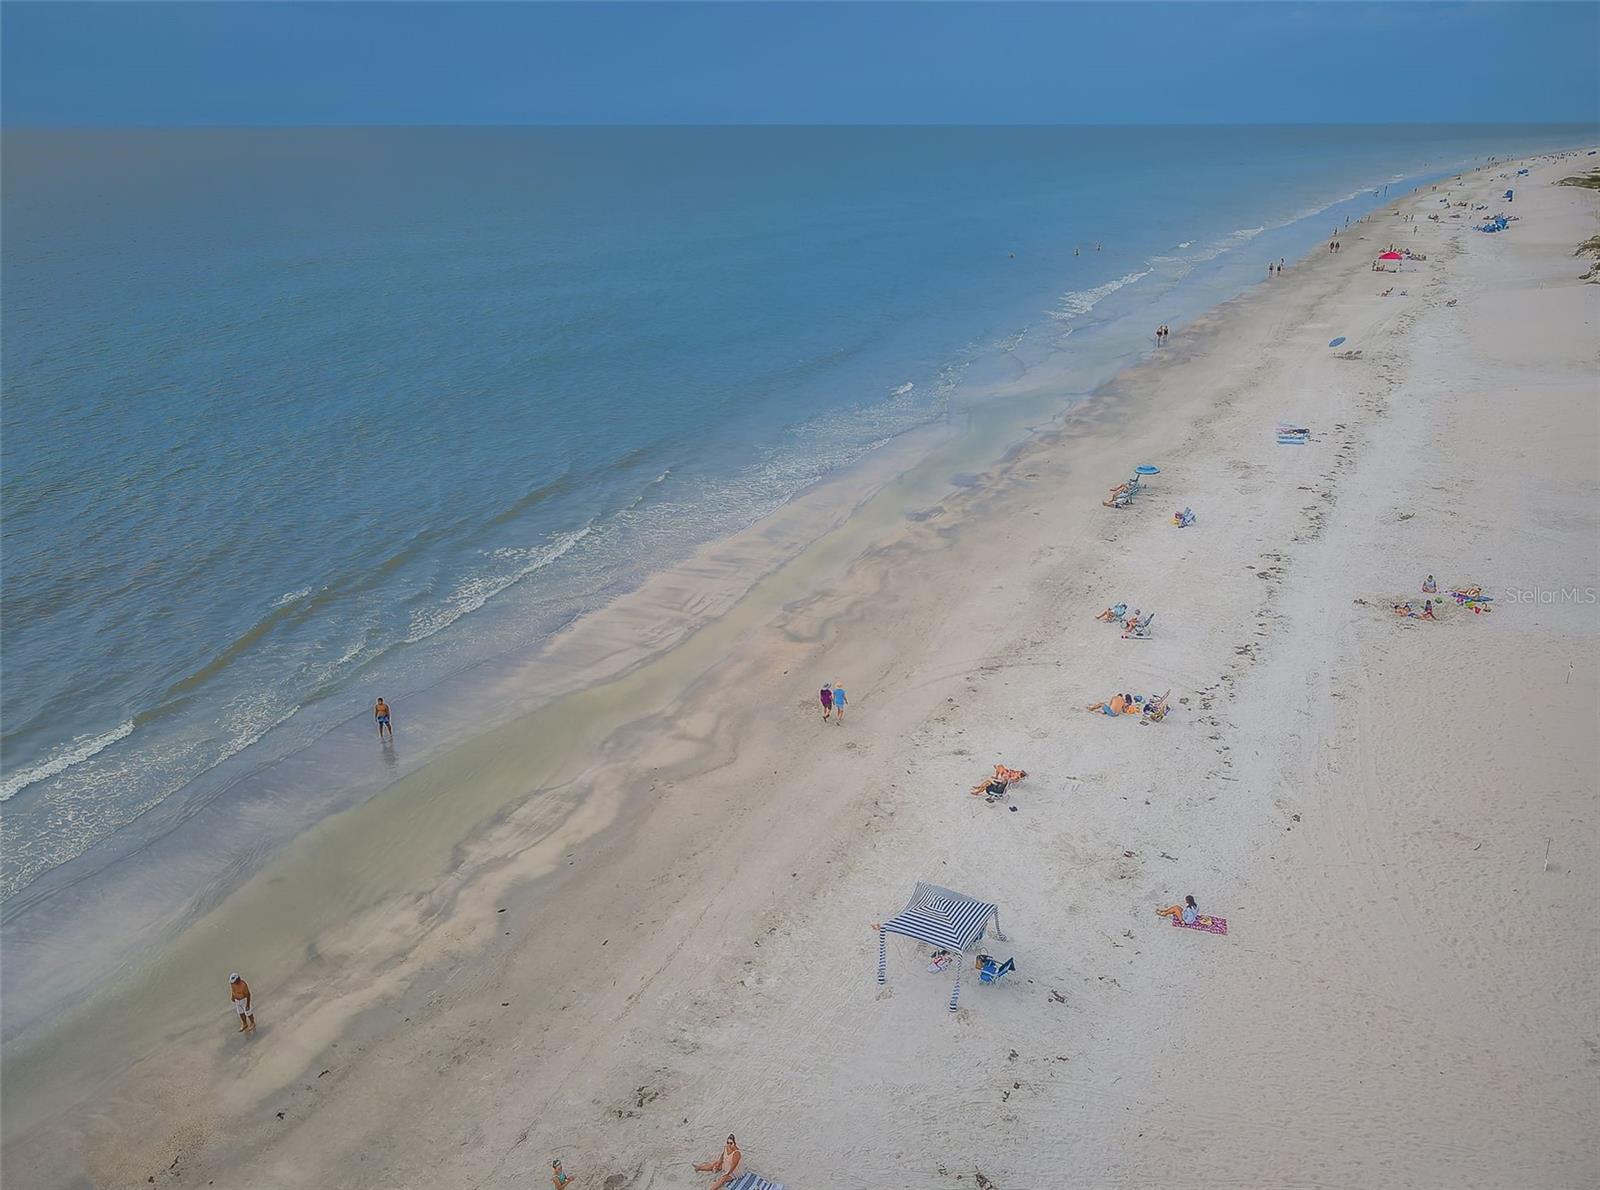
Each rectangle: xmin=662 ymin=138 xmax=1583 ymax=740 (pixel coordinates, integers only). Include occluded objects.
xmin=6 ymin=148 xmax=1597 ymax=1189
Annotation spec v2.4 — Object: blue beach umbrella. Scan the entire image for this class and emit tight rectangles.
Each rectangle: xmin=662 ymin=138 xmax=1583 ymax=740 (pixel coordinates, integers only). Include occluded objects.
xmin=1328 ymin=336 xmax=1347 ymax=348
xmin=1134 ymin=465 xmax=1161 ymax=475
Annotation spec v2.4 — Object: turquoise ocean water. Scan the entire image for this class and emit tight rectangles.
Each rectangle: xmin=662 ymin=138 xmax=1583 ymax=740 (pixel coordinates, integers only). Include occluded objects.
xmin=2 ymin=124 xmax=1589 ymax=1038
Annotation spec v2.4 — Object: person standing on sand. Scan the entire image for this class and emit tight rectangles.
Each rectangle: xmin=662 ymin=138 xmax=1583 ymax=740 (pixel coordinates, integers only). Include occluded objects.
xmin=831 ymin=682 xmax=847 ymax=724
xmin=229 ymin=972 xmax=255 ymax=1032
xmin=819 ymin=684 xmax=833 ymax=721
xmin=373 ymin=696 xmax=392 ymax=740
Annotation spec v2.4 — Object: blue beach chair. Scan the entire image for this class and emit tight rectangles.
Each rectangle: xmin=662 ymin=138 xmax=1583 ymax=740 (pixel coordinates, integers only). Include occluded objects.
xmin=977 ymin=955 xmax=1016 ymax=985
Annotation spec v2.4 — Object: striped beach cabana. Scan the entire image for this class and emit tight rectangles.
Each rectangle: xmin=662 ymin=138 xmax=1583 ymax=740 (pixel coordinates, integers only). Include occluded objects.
xmin=877 ymin=881 xmax=1005 ymax=1012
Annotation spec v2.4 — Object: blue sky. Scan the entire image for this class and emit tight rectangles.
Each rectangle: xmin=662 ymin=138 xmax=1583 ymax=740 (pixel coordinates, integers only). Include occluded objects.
xmin=4 ymin=2 xmax=1597 ymax=126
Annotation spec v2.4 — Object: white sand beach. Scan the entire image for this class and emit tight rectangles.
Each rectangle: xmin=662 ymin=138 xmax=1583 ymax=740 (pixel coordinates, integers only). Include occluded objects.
xmin=6 ymin=151 xmax=1597 ymax=1190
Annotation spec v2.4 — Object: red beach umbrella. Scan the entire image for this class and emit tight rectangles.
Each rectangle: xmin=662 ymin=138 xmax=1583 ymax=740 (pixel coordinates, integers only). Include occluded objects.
xmin=1378 ymin=251 xmax=1403 ymax=260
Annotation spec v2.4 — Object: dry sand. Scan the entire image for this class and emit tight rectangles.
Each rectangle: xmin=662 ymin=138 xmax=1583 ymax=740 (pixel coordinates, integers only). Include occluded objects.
xmin=6 ymin=151 xmax=1597 ymax=1190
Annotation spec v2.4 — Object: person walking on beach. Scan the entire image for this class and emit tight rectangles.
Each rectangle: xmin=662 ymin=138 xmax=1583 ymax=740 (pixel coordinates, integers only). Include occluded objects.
xmin=819 ymin=684 xmax=833 ymax=721
xmin=373 ymin=696 xmax=393 ymax=740
xmin=229 ymin=972 xmax=255 ymax=1033
xmin=831 ymin=682 xmax=847 ymax=724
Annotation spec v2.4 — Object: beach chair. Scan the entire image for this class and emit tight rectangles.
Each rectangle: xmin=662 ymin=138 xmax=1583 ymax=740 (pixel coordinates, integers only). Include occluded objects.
xmin=1171 ymin=507 xmax=1195 ymax=528
xmin=1122 ymin=612 xmax=1155 ymax=640
xmin=1103 ymin=483 xmax=1133 ymax=509
xmin=976 ymin=955 xmax=1015 ymax=985
xmin=1142 ymin=690 xmax=1171 ymax=722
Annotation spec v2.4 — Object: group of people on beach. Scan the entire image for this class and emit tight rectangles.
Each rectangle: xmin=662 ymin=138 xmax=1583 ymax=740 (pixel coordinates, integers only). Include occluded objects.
xmin=819 ymin=681 xmax=848 ymax=723
xmin=1154 ymin=324 xmax=1170 ymax=345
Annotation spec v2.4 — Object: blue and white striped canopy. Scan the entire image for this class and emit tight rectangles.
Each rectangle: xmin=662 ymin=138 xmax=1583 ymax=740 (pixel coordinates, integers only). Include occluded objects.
xmin=881 ymin=881 xmax=999 ymax=953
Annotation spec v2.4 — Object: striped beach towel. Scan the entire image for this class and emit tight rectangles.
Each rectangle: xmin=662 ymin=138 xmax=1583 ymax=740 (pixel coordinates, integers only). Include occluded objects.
xmin=727 ymin=1174 xmax=786 ymax=1190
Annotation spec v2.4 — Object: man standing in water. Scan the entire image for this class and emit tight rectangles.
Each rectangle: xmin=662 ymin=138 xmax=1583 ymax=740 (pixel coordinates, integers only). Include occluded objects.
xmin=229 ymin=972 xmax=255 ymax=1033
xmin=374 ymin=696 xmax=393 ymax=740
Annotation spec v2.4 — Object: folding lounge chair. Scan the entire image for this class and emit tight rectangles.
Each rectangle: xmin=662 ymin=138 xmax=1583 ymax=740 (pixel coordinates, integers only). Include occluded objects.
xmin=1142 ymin=690 xmax=1171 ymax=722
xmin=1103 ymin=484 xmax=1133 ymax=509
xmin=1122 ymin=612 xmax=1155 ymax=640
xmin=977 ymin=955 xmax=1016 ymax=984
xmin=1172 ymin=507 xmax=1195 ymax=528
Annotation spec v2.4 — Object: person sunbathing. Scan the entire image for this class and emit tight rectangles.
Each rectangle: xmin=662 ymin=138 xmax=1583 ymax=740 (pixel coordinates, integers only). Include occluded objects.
xmin=1086 ymin=693 xmax=1139 ymax=716
xmin=1095 ymin=603 xmax=1128 ymax=622
xmin=1157 ymin=895 xmax=1200 ymax=925
xmin=1422 ymin=575 xmax=1437 ymax=593
xmin=1419 ymin=600 xmax=1436 ymax=620
xmin=694 ymin=1135 xmax=743 ymax=1190
xmin=1393 ymin=602 xmax=1413 ymax=616
xmin=1123 ymin=608 xmax=1142 ymax=632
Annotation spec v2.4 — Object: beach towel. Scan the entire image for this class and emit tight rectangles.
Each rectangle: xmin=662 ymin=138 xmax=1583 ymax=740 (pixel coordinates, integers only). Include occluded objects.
xmin=727 ymin=1175 xmax=786 ymax=1190
xmin=1171 ymin=914 xmax=1228 ymax=936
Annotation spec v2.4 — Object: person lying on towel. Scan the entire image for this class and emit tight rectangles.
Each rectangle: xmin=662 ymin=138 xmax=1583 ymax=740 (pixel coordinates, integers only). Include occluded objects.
xmin=1085 ymin=693 xmax=1141 ymax=716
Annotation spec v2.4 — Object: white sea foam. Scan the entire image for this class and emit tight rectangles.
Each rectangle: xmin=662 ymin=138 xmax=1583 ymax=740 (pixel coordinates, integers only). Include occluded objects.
xmin=270 ymin=586 xmax=315 ymax=609
xmin=1049 ymin=269 xmax=1152 ymax=322
xmin=406 ymin=525 xmax=595 ymax=645
xmin=0 ymin=720 xmax=135 ymax=802
xmin=1177 ymin=240 xmax=1195 ymax=249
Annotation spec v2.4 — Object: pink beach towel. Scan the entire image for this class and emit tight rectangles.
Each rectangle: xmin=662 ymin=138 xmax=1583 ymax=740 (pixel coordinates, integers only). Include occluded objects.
xmin=1172 ymin=914 xmax=1228 ymax=936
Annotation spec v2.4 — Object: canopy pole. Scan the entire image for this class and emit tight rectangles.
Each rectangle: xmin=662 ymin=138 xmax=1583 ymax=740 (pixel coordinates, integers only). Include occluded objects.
xmin=877 ymin=927 xmax=887 ymax=985
xmin=949 ymin=958 xmax=962 ymax=1012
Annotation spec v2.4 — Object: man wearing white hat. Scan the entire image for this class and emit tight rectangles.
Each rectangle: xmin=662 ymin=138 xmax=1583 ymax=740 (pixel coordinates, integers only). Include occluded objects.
xmin=228 ymin=972 xmax=255 ymax=1033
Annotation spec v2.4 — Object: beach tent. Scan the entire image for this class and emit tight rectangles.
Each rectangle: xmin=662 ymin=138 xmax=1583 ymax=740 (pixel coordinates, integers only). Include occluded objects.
xmin=877 ymin=881 xmax=1005 ymax=1012
xmin=1377 ymin=250 xmax=1404 ymax=271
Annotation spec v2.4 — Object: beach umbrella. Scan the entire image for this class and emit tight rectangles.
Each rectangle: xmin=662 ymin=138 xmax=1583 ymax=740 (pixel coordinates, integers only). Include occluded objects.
xmin=1134 ymin=465 xmax=1161 ymax=475
xmin=1378 ymin=251 xmax=1403 ymax=260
